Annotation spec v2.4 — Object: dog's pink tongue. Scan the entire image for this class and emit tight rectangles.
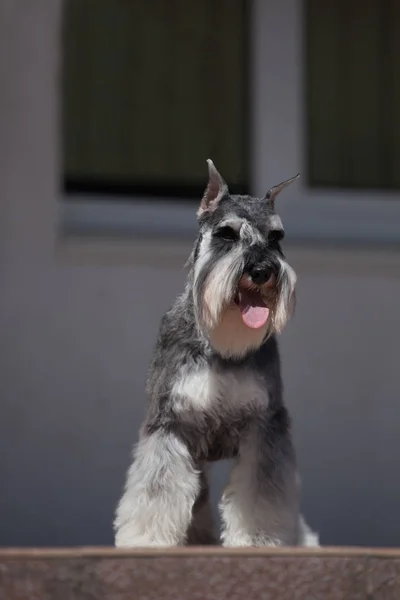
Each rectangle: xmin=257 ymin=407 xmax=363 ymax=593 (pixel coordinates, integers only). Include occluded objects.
xmin=239 ymin=290 xmax=270 ymax=329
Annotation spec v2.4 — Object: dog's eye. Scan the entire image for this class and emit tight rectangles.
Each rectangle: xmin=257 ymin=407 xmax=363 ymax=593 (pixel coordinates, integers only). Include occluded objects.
xmin=269 ymin=229 xmax=284 ymax=243
xmin=214 ymin=226 xmax=239 ymax=242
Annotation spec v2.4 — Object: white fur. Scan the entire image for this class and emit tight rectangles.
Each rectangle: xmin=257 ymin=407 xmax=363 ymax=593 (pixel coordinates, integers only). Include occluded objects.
xmin=218 ymin=217 xmax=243 ymax=233
xmin=298 ymin=515 xmax=320 ymax=547
xmin=202 ymin=246 xmax=244 ymax=330
xmin=208 ymin=305 xmax=270 ymax=358
xmin=240 ymin=220 xmax=264 ymax=245
xmin=193 ymin=231 xmax=212 ymax=292
xmin=172 ymin=363 xmax=268 ymax=415
xmin=267 ymin=258 xmax=297 ymax=334
xmin=192 ymin=231 xmax=215 ymax=326
xmin=268 ymin=214 xmax=283 ymax=230
xmin=114 ymin=430 xmax=199 ymax=547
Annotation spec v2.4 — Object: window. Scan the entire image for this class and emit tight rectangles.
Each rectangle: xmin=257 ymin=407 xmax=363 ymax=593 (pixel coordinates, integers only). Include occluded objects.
xmin=253 ymin=0 xmax=400 ymax=247
xmin=306 ymin=0 xmax=400 ymax=190
xmin=62 ymin=0 xmax=249 ymax=202
xmin=62 ymin=0 xmax=400 ymax=246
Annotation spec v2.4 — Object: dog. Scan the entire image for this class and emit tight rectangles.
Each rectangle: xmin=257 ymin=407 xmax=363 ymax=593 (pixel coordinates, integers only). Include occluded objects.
xmin=114 ymin=160 xmax=319 ymax=547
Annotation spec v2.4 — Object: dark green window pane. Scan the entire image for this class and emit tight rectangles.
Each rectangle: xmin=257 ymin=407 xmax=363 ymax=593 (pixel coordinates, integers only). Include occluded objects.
xmin=62 ymin=0 xmax=249 ymax=197
xmin=306 ymin=0 xmax=400 ymax=189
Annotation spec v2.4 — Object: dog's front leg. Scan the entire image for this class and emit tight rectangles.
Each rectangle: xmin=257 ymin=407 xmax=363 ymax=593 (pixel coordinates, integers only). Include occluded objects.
xmin=186 ymin=467 xmax=217 ymax=545
xmin=114 ymin=428 xmax=199 ymax=547
xmin=220 ymin=409 xmax=299 ymax=547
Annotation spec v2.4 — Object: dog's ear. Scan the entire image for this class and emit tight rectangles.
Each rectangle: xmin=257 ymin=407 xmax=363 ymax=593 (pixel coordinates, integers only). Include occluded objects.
xmin=265 ymin=174 xmax=299 ymax=210
xmin=198 ymin=159 xmax=228 ymax=216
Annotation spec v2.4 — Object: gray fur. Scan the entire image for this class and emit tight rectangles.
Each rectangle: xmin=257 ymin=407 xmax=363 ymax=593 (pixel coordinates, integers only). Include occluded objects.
xmin=114 ymin=161 xmax=319 ymax=547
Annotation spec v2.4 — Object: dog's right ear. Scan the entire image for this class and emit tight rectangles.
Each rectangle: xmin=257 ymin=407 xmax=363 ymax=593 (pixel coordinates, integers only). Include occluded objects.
xmin=198 ymin=159 xmax=228 ymax=217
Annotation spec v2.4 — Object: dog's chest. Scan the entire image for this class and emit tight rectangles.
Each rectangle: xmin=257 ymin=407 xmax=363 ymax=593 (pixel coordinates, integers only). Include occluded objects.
xmin=172 ymin=364 xmax=268 ymax=419
xmin=172 ymin=364 xmax=268 ymax=461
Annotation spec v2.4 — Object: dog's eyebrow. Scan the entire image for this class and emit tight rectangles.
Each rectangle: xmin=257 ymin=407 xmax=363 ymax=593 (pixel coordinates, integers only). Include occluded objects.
xmin=240 ymin=220 xmax=265 ymax=245
xmin=218 ymin=218 xmax=243 ymax=231
xmin=268 ymin=215 xmax=283 ymax=230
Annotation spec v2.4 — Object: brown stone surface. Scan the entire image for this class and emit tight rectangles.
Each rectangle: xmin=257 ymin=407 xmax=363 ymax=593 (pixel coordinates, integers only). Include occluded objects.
xmin=0 ymin=547 xmax=400 ymax=599
xmin=366 ymin=558 xmax=400 ymax=600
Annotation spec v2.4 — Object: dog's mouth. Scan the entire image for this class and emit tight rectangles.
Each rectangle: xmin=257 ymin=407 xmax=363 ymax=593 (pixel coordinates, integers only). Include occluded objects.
xmin=234 ymin=276 xmax=273 ymax=330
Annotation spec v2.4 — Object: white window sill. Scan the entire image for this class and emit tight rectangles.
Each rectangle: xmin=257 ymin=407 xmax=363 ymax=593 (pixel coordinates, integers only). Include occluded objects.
xmin=60 ymin=191 xmax=400 ymax=248
xmin=60 ymin=195 xmax=198 ymax=240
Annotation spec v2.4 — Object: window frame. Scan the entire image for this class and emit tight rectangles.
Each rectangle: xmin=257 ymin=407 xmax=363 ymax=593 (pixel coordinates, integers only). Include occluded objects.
xmin=61 ymin=0 xmax=400 ymax=247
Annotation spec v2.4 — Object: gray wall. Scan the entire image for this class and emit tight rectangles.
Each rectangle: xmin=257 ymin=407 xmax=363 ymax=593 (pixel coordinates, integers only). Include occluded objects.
xmin=1 ymin=1 xmax=400 ymax=548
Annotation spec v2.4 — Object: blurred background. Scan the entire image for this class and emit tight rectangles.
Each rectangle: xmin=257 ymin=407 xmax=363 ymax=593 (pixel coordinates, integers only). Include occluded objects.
xmin=1 ymin=0 xmax=400 ymax=547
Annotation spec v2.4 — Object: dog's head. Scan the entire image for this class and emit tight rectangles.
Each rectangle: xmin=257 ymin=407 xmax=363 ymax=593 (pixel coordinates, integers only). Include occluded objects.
xmin=189 ymin=159 xmax=298 ymax=358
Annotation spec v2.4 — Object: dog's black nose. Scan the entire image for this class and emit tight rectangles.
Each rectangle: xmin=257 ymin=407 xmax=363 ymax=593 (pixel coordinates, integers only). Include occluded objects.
xmin=250 ymin=266 xmax=272 ymax=285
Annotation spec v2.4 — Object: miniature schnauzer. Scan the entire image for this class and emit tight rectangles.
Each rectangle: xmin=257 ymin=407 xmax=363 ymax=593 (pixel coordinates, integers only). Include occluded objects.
xmin=114 ymin=160 xmax=318 ymax=547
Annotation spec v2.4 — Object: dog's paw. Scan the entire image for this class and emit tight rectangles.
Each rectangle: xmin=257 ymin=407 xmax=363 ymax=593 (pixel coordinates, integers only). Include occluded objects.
xmin=298 ymin=515 xmax=320 ymax=547
xmin=115 ymin=528 xmax=180 ymax=548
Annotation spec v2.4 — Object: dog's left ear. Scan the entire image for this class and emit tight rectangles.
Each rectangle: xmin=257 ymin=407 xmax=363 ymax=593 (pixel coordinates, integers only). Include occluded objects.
xmin=198 ymin=159 xmax=228 ymax=216
xmin=265 ymin=173 xmax=300 ymax=210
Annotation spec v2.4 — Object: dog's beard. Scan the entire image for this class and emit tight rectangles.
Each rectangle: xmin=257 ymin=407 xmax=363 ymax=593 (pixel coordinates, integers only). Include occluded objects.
xmin=261 ymin=258 xmax=297 ymax=335
xmin=193 ymin=232 xmax=244 ymax=331
xmin=192 ymin=236 xmax=296 ymax=355
xmin=232 ymin=258 xmax=296 ymax=339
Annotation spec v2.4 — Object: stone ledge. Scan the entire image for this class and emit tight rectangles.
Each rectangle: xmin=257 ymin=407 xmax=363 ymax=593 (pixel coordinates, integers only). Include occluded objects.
xmin=1 ymin=547 xmax=400 ymax=599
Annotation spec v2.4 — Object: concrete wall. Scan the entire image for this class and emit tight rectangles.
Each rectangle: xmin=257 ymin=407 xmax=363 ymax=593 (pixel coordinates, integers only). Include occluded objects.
xmin=1 ymin=1 xmax=400 ymax=548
